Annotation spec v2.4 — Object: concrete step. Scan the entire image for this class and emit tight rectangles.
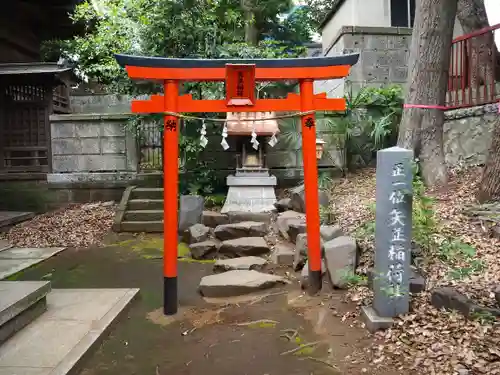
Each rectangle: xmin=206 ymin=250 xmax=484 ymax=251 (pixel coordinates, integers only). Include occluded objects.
xmin=0 ymin=288 xmax=139 ymax=375
xmin=0 ymin=281 xmax=51 ymax=345
xmin=120 ymin=220 xmax=164 ymax=233
xmin=130 ymin=188 xmax=163 ymax=200
xmin=124 ymin=210 xmax=164 ymax=221
xmin=127 ymin=199 xmax=164 ymax=210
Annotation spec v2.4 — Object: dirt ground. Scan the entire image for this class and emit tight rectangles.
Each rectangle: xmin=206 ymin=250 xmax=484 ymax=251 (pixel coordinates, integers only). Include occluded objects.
xmin=11 ymin=234 xmax=404 ymax=375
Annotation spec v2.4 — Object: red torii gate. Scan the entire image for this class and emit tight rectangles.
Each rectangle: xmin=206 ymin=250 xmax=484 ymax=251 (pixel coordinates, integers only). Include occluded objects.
xmin=115 ymin=53 xmax=359 ymax=315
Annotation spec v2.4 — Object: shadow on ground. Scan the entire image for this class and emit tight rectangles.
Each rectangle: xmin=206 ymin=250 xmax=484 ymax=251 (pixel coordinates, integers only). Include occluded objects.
xmin=10 ymin=235 xmax=398 ymax=375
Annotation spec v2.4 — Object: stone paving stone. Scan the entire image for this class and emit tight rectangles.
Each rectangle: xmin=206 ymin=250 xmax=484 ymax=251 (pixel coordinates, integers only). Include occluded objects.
xmin=0 ymin=248 xmax=65 ymax=260
xmin=0 ymin=248 xmax=66 ymax=280
xmin=214 ymin=257 xmax=268 ymax=272
xmin=0 ymin=288 xmax=139 ymax=375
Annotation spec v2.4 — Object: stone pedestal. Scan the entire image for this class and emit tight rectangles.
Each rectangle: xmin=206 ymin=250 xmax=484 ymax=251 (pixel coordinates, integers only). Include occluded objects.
xmin=221 ymin=170 xmax=277 ymax=214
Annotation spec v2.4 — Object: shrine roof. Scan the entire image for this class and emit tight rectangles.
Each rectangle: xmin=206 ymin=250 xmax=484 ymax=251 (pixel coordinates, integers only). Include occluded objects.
xmin=0 ymin=62 xmax=72 ymax=76
xmin=115 ymin=53 xmax=359 ymax=69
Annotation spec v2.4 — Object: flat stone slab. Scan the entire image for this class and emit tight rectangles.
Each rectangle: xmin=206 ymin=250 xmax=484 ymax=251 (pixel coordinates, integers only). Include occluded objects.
xmin=219 ymin=237 xmax=270 ymax=257
xmin=199 ymin=270 xmax=288 ymax=298
xmin=0 ymin=281 xmax=51 ymax=327
xmin=214 ymin=257 xmax=268 ymax=272
xmin=202 ymin=211 xmax=229 ymax=228
xmin=214 ymin=221 xmax=268 ymax=241
xmin=189 ymin=240 xmax=220 ymax=260
xmin=0 ymin=248 xmax=66 ymax=280
xmin=0 ymin=288 xmax=139 ymax=375
xmin=227 ymin=211 xmax=273 ymax=224
xmin=0 ymin=240 xmax=11 ymax=252
xmin=0 ymin=211 xmax=34 ymax=230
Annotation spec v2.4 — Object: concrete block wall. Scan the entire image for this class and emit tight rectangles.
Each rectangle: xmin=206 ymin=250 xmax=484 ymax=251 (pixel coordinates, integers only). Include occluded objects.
xmin=70 ymin=94 xmax=148 ymax=114
xmin=50 ymin=113 xmax=138 ymax=174
xmin=315 ymin=26 xmax=412 ymax=98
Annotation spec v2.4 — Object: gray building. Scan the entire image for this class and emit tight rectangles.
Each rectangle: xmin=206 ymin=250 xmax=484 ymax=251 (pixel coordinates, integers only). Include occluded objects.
xmin=316 ymin=0 xmax=464 ymax=97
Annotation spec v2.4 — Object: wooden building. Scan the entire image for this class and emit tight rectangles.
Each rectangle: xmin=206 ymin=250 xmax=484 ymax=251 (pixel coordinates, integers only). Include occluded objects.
xmin=0 ymin=0 xmax=81 ymax=178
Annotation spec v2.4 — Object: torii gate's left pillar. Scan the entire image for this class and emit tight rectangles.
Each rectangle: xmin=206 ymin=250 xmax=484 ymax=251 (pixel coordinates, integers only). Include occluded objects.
xmin=163 ymin=80 xmax=179 ymax=315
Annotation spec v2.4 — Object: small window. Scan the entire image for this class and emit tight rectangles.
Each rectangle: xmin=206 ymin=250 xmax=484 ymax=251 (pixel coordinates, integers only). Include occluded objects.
xmin=391 ymin=0 xmax=416 ymax=28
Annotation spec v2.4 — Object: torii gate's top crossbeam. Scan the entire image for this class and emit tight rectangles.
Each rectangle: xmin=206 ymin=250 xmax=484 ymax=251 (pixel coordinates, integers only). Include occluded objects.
xmin=115 ymin=53 xmax=359 ymax=81
xmin=115 ymin=53 xmax=360 ymax=113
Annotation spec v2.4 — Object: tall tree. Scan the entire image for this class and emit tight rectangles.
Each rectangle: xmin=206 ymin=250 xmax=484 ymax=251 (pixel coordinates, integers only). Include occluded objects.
xmin=456 ymin=0 xmax=499 ymax=88
xmin=398 ymin=0 xmax=458 ymax=187
xmin=241 ymin=0 xmax=258 ymax=44
xmin=44 ymin=0 xmax=308 ymax=91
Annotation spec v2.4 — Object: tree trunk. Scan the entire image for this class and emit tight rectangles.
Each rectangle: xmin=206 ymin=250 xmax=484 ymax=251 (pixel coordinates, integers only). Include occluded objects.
xmin=456 ymin=0 xmax=499 ymax=89
xmin=477 ymin=116 xmax=500 ymax=202
xmin=398 ymin=0 xmax=458 ymax=187
xmin=241 ymin=0 xmax=258 ymax=45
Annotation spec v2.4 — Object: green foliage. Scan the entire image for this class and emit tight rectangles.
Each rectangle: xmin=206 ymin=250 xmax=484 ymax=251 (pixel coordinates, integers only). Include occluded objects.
xmin=319 ymin=205 xmax=335 ymax=225
xmin=354 ymin=202 xmax=376 ymax=239
xmin=42 ymin=0 xmax=316 ymax=194
xmin=470 ymin=311 xmax=496 ymax=325
xmin=438 ymin=238 xmax=484 ymax=280
xmin=204 ymin=194 xmax=226 ymax=208
xmin=411 ymin=161 xmax=437 ymax=252
xmin=42 ymin=0 xmax=310 ymax=92
xmin=279 ymin=85 xmax=403 ymax=175
xmin=320 ymin=86 xmax=402 ymax=173
xmin=438 ymin=239 xmax=476 ymax=262
xmin=179 ymin=119 xmax=218 ymax=195
xmin=340 ymin=270 xmax=367 ymax=287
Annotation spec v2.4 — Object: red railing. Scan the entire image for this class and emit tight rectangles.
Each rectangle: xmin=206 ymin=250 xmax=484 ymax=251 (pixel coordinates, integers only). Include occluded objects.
xmin=447 ymin=23 xmax=500 ymax=109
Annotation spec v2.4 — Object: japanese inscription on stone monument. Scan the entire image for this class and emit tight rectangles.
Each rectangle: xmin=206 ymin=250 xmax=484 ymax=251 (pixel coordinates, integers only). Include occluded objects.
xmin=373 ymin=147 xmax=413 ymax=318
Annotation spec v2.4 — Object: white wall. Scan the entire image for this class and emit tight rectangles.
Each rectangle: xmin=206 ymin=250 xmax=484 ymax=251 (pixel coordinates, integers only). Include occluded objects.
xmin=354 ymin=0 xmax=390 ymax=27
xmin=321 ymin=0 xmax=355 ymax=52
xmin=322 ymin=0 xmax=465 ymax=50
xmin=485 ymin=0 xmax=500 ymax=48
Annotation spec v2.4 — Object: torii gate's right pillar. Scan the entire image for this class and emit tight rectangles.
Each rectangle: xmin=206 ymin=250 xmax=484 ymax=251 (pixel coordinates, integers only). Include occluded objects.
xmin=299 ymin=79 xmax=322 ymax=293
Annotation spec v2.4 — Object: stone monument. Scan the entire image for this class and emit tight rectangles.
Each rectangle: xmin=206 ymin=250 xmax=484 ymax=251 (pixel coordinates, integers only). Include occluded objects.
xmin=362 ymin=146 xmax=413 ymax=332
xmin=221 ymin=112 xmax=278 ymax=214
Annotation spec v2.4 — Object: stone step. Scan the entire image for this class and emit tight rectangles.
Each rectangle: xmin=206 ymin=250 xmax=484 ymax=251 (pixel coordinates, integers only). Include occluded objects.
xmin=0 ymin=288 xmax=139 ymax=375
xmin=0 ymin=281 xmax=51 ymax=345
xmin=130 ymin=188 xmax=163 ymax=200
xmin=128 ymin=199 xmax=164 ymax=210
xmin=124 ymin=210 xmax=164 ymax=221
xmin=120 ymin=220 xmax=163 ymax=233
xmin=135 ymin=172 xmax=163 ymax=187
